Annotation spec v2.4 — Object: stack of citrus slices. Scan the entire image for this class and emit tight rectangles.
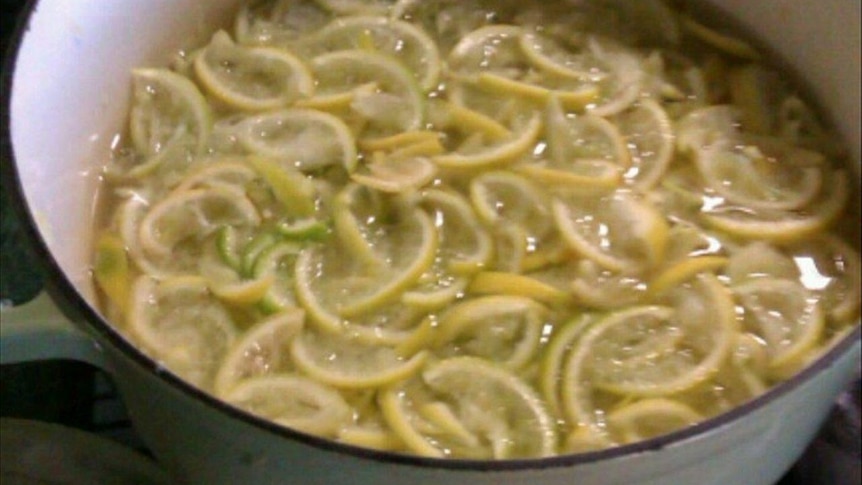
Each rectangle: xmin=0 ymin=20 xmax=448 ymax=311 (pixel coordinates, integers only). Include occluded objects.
xmin=95 ymin=0 xmax=859 ymax=459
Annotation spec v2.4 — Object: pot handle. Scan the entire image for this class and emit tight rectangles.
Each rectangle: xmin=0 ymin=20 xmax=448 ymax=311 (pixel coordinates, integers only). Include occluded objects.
xmin=0 ymin=292 xmax=106 ymax=369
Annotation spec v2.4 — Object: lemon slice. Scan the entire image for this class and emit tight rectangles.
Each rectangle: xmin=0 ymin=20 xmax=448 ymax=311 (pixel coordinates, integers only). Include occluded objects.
xmin=702 ymin=170 xmax=848 ymax=243
xmin=545 ymin=95 xmax=631 ymax=169
xmin=224 ymin=374 xmax=352 ymax=436
xmin=648 ymin=256 xmax=729 ymax=296
xmin=435 ymin=295 xmax=547 ymax=370
xmin=582 ymin=37 xmax=644 ymax=117
xmin=290 ymin=330 xmax=427 ymax=388
xmin=467 ymin=272 xmax=569 ymax=306
xmin=469 ymin=171 xmax=552 ymax=240
xmin=128 ymin=276 xmax=238 ymax=387
xmin=351 ymin=154 xmax=437 ymax=193
xmin=213 ymin=309 xmax=305 ymax=396
xmin=614 ymin=99 xmax=675 ymax=189
xmin=138 ymin=186 xmax=261 ymax=258
xmin=194 ymin=31 xmax=314 ymax=111
xmin=447 ymin=25 xmax=524 ymax=78
xmin=239 ymin=109 xmax=357 ymax=173
xmin=304 ymin=15 xmax=441 ymax=91
xmin=489 ymin=224 xmax=529 ymax=274
xmin=606 ymin=398 xmax=702 ymax=444
xmin=790 ymin=235 xmax=861 ymax=322
xmin=401 ymin=271 xmax=469 ymax=311
xmin=519 ymin=31 xmax=606 ymax=81
xmin=315 ymin=0 xmax=396 ymax=15
xmin=234 ymin=0 xmax=332 ymax=47
xmin=93 ymin=233 xmax=132 ymax=316
xmin=174 ymin=160 xmax=258 ymax=193
xmin=358 ymin=130 xmax=443 ymax=152
xmin=246 ymin=156 xmax=317 ymax=218
xmin=380 ymin=357 xmax=557 ymax=459
xmin=297 ymin=206 xmax=437 ymax=322
xmin=514 ymin=160 xmax=623 ymax=192
xmin=130 ymin=68 xmax=211 ymax=156
xmin=433 ymin=111 xmax=542 ymax=168
xmin=725 ymin=242 xmax=799 ymax=284
xmin=569 ymin=259 xmax=647 ymax=309
xmin=311 ymin=50 xmax=424 ymax=135
xmin=419 ymin=189 xmax=493 ymax=274
xmin=733 ymin=277 xmax=825 ymax=370
xmin=430 ymin=101 xmax=511 ymax=142
xmin=331 ymin=183 xmax=388 ymax=268
xmin=552 ymin=190 xmax=669 ymax=272
xmin=538 ymin=314 xmax=594 ymax=418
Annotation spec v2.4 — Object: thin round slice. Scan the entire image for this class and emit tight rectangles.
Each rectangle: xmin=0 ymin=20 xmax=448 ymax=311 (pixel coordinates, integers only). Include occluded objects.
xmin=224 ymin=374 xmax=352 ymax=436
xmin=194 ymin=31 xmax=314 ymax=111
xmin=614 ymin=99 xmax=675 ymax=189
xmin=419 ymin=189 xmax=493 ymax=274
xmin=130 ymin=68 xmax=211 ymax=156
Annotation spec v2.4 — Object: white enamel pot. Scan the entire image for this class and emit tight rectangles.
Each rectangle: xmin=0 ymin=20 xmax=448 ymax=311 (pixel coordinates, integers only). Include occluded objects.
xmin=1 ymin=1 xmax=859 ymax=484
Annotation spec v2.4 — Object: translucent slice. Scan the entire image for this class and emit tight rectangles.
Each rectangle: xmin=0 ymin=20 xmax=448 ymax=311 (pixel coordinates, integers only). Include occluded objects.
xmin=789 ymin=235 xmax=862 ymax=322
xmin=545 ymin=96 xmax=631 ymax=168
xmin=539 ymin=314 xmax=594 ymax=418
xmin=419 ymin=189 xmax=493 ymax=274
xmin=553 ymin=190 xmax=669 ymax=272
xmin=569 ymin=259 xmax=647 ymax=309
xmin=194 ymin=31 xmax=314 ymax=111
xmin=138 ymin=186 xmax=261 ymax=258
xmin=435 ymin=295 xmax=547 ymax=370
xmin=733 ymin=277 xmax=825 ymax=370
xmin=519 ymin=31 xmax=607 ymax=80
xmin=311 ymin=50 xmax=424 ymax=135
xmin=514 ymin=160 xmax=623 ymax=191
xmin=606 ymin=398 xmax=702 ymax=444
xmin=351 ymin=155 xmax=437 ymax=193
xmin=582 ymin=37 xmax=645 ymax=117
xmin=234 ymin=0 xmax=332 ymax=47
xmin=380 ymin=357 xmax=557 ymax=459
xmin=290 ymin=329 xmax=427 ymax=389
xmin=304 ymin=15 xmax=441 ymax=90
xmin=433 ymin=111 xmax=542 ymax=168
xmin=239 ymin=109 xmax=358 ymax=172
xmin=129 ymin=68 xmax=211 ymax=156
xmin=224 ymin=374 xmax=352 ymax=436
xmin=702 ymin=170 xmax=848 ymax=243
xmin=447 ymin=25 xmax=525 ymax=78
xmin=726 ymin=242 xmax=799 ymax=284
xmin=614 ymin=99 xmax=675 ymax=189
xmin=213 ymin=309 xmax=306 ymax=396
xmin=469 ymin=171 xmax=552 ymax=240
xmin=245 ymin=157 xmax=317 ymax=217
xmin=648 ymin=256 xmax=729 ymax=296
xmin=128 ymin=276 xmax=238 ymax=387
xmin=253 ymin=242 xmax=303 ymax=313
xmin=467 ymin=272 xmax=569 ymax=306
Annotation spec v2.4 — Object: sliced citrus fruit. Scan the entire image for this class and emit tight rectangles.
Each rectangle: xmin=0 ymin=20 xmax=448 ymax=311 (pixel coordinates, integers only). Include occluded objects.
xmin=93 ymin=232 xmax=132 ymax=316
xmin=224 ymin=374 xmax=352 ymax=436
xmin=680 ymin=14 xmax=761 ymax=60
xmin=128 ymin=275 xmax=238 ymax=387
xmin=648 ymin=256 xmax=729 ymax=296
xmin=304 ymin=15 xmax=441 ymax=90
xmin=130 ymin=68 xmax=211 ymax=156
xmin=245 ymin=156 xmax=317 ymax=218
xmin=290 ymin=329 xmax=427 ymax=388
xmin=733 ymin=277 xmax=825 ymax=370
xmin=514 ymin=160 xmax=623 ymax=192
xmin=544 ymin=93 xmax=631 ymax=169
xmin=539 ymin=314 xmax=595 ymax=419
xmin=435 ymin=295 xmax=547 ymax=370
xmin=469 ymin=171 xmax=552 ymax=240
xmin=606 ymin=398 xmax=702 ymax=444
xmin=419 ymin=189 xmax=493 ymax=274
xmin=194 ymin=31 xmax=314 ymax=111
xmin=553 ymin=190 xmax=669 ymax=273
xmin=569 ymin=259 xmax=648 ymax=309
xmin=380 ymin=357 xmax=557 ymax=459
xmin=467 ymin=272 xmax=569 ymax=306
xmin=351 ymin=154 xmax=437 ymax=193
xmin=213 ymin=309 xmax=305 ymax=396
xmin=239 ymin=109 xmax=358 ymax=173
xmin=789 ymin=234 xmax=861 ymax=322
xmin=725 ymin=242 xmax=799 ymax=284
xmin=433 ymin=111 xmax=542 ymax=168
xmin=253 ymin=242 xmax=304 ymax=313
xmin=614 ymin=99 xmax=675 ymax=189
xmin=234 ymin=0 xmax=332 ymax=47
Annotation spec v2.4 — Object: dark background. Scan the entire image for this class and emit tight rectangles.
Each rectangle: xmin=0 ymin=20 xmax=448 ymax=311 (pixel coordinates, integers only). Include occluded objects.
xmin=0 ymin=1 xmax=858 ymax=483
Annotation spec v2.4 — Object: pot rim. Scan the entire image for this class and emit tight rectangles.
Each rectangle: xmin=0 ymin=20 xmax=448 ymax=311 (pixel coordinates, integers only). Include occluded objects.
xmin=2 ymin=0 xmax=860 ymax=473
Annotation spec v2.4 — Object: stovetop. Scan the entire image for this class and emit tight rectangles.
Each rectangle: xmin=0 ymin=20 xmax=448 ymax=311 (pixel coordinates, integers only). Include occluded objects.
xmin=1 ymin=1 xmax=859 ymax=483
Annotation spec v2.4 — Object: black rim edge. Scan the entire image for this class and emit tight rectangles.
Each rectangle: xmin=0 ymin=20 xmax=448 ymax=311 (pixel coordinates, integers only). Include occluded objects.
xmin=1 ymin=0 xmax=860 ymax=474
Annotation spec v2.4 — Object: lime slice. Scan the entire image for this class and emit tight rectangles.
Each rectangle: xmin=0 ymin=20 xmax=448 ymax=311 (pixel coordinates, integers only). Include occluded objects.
xmin=304 ymin=15 xmax=441 ymax=91
xmin=224 ymin=374 xmax=352 ymax=436
xmin=290 ymin=329 xmax=427 ymax=388
xmin=435 ymin=295 xmax=547 ymax=370
xmin=213 ymin=309 xmax=305 ymax=396
xmin=253 ymin=242 xmax=303 ymax=313
xmin=138 ymin=186 xmax=261 ymax=258
xmin=130 ymin=68 xmax=211 ymax=157
xmin=380 ymin=357 xmax=557 ymax=459
xmin=128 ymin=276 xmax=238 ymax=387
xmin=553 ymin=190 xmax=669 ymax=272
xmin=606 ymin=398 xmax=702 ymax=444
xmin=614 ymin=99 xmax=675 ymax=189
xmin=239 ymin=109 xmax=358 ymax=173
xmin=419 ymin=189 xmax=493 ymax=274
xmin=194 ymin=31 xmax=314 ymax=111
xmin=733 ymin=277 xmax=825 ymax=370
xmin=311 ymin=50 xmax=424 ymax=136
